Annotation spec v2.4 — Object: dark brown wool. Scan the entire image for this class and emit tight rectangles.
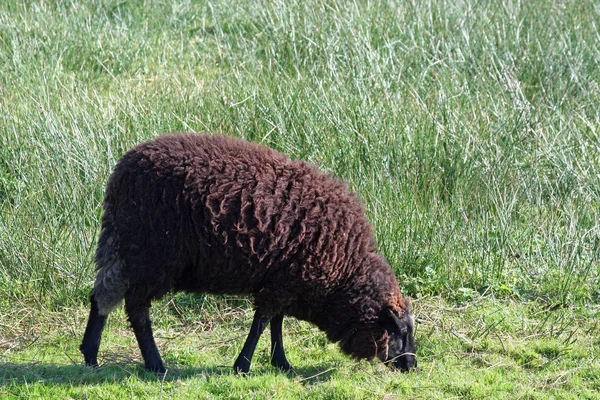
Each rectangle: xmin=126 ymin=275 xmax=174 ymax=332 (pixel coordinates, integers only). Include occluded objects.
xmin=81 ymin=133 xmax=416 ymax=374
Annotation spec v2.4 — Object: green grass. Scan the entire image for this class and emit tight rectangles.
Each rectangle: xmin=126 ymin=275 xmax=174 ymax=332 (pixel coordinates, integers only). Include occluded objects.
xmin=0 ymin=0 xmax=599 ymax=398
xmin=1 ymin=296 xmax=599 ymax=399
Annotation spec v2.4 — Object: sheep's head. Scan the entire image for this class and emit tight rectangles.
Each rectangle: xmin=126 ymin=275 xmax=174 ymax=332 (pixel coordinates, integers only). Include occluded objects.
xmin=377 ymin=304 xmax=417 ymax=372
xmin=333 ymin=254 xmax=417 ymax=371
xmin=336 ymin=300 xmax=417 ymax=372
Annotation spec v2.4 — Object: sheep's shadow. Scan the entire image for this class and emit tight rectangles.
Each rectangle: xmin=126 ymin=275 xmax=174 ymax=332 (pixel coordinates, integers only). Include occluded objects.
xmin=0 ymin=362 xmax=225 ymax=387
xmin=0 ymin=360 xmax=336 ymax=387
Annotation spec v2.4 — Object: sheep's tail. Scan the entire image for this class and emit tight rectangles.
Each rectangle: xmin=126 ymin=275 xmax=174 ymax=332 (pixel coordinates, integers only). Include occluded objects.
xmin=92 ymin=202 xmax=129 ymax=316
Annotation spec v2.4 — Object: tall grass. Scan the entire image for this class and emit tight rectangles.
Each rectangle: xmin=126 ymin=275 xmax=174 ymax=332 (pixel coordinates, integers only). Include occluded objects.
xmin=1 ymin=0 xmax=599 ymax=310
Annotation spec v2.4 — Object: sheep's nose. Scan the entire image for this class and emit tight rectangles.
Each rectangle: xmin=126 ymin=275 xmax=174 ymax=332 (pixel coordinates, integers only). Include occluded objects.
xmin=394 ymin=354 xmax=417 ymax=372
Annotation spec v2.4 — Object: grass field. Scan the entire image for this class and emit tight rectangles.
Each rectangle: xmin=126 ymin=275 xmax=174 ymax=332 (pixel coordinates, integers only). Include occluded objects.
xmin=1 ymin=0 xmax=599 ymax=398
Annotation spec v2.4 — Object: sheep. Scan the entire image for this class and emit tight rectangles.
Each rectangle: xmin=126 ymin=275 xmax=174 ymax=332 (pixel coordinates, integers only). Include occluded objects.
xmin=80 ymin=133 xmax=417 ymax=374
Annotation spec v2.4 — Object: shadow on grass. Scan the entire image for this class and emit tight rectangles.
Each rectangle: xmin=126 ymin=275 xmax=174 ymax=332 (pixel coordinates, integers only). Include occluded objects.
xmin=0 ymin=361 xmax=230 ymax=386
xmin=0 ymin=360 xmax=337 ymax=386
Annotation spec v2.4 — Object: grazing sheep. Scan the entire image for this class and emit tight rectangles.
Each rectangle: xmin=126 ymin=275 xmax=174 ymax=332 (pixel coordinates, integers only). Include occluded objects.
xmin=80 ymin=133 xmax=416 ymax=374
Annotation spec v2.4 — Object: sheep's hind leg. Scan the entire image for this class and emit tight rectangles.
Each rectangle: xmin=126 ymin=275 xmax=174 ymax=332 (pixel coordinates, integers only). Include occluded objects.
xmin=80 ymin=293 xmax=107 ymax=367
xmin=125 ymin=292 xmax=165 ymax=373
xmin=233 ymin=311 xmax=271 ymax=374
xmin=270 ymin=314 xmax=293 ymax=372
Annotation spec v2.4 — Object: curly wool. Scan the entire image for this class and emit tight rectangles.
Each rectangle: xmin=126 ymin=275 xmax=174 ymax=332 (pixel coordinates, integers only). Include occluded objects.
xmin=94 ymin=133 xmax=408 ymax=360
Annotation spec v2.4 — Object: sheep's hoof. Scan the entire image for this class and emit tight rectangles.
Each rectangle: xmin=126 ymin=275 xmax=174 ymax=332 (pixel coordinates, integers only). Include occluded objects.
xmin=233 ymin=360 xmax=251 ymax=375
xmin=84 ymin=360 xmax=99 ymax=369
xmin=145 ymin=363 xmax=166 ymax=374
xmin=81 ymin=354 xmax=99 ymax=368
xmin=272 ymin=360 xmax=293 ymax=372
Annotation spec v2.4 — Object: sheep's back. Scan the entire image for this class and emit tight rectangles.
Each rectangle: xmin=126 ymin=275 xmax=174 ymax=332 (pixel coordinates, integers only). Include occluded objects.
xmin=102 ymin=134 xmax=375 ymax=300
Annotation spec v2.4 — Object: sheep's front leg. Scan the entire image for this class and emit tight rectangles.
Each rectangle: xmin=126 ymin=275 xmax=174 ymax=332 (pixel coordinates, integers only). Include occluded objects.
xmin=270 ymin=314 xmax=293 ymax=371
xmin=233 ymin=311 xmax=271 ymax=374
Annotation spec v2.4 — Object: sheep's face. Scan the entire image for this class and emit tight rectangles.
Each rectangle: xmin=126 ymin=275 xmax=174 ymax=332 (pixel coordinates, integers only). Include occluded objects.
xmin=378 ymin=307 xmax=417 ymax=372
xmin=338 ymin=305 xmax=417 ymax=372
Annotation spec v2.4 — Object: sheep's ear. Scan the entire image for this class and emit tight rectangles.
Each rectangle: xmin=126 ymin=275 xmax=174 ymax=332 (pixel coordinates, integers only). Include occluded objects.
xmin=390 ymin=295 xmax=410 ymax=314
xmin=402 ymin=297 xmax=411 ymax=311
xmin=382 ymin=307 xmax=404 ymax=331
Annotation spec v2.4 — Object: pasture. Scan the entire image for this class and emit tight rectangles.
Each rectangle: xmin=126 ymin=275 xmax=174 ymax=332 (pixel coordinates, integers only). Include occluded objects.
xmin=1 ymin=0 xmax=599 ymax=398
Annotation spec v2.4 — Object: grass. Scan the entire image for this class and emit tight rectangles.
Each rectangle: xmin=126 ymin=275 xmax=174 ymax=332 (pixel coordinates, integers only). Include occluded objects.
xmin=1 ymin=296 xmax=599 ymax=399
xmin=0 ymin=0 xmax=599 ymax=398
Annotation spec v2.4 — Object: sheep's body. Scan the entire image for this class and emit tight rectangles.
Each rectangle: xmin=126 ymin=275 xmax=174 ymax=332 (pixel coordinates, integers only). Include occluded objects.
xmin=81 ymin=133 xmax=416 ymax=374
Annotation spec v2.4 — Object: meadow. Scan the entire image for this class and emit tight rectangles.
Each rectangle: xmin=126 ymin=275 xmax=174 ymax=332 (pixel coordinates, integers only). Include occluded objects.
xmin=0 ymin=0 xmax=599 ymax=398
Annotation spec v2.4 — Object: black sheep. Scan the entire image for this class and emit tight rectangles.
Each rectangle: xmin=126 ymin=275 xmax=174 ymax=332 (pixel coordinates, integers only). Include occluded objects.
xmin=80 ymin=133 xmax=417 ymax=374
